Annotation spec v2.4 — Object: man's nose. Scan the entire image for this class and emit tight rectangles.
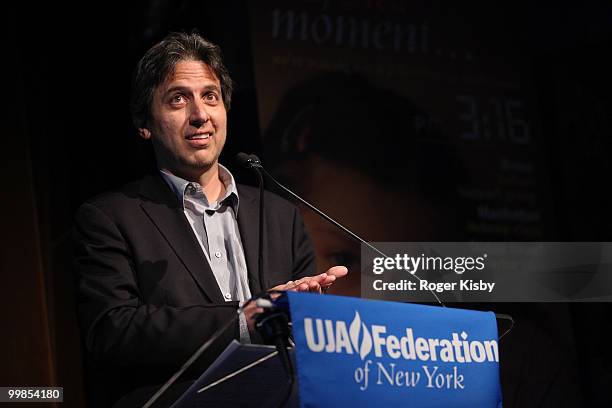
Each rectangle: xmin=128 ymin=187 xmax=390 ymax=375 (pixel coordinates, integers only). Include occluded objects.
xmin=189 ymin=100 xmax=210 ymax=127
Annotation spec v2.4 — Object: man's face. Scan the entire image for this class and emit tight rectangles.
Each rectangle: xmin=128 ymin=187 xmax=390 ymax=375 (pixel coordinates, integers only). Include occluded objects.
xmin=139 ymin=59 xmax=227 ymax=178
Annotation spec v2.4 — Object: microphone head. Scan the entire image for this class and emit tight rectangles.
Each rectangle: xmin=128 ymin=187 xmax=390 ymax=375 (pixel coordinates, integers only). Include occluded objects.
xmin=248 ymin=154 xmax=262 ymax=165
xmin=235 ymin=152 xmax=253 ymax=168
xmin=235 ymin=152 xmax=263 ymax=169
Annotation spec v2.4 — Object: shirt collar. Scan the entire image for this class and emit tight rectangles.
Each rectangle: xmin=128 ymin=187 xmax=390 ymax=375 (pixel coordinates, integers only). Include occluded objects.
xmin=159 ymin=164 xmax=239 ymax=214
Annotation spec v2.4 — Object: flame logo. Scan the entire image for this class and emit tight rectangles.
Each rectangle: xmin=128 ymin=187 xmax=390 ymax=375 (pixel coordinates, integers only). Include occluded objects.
xmin=349 ymin=311 xmax=373 ymax=360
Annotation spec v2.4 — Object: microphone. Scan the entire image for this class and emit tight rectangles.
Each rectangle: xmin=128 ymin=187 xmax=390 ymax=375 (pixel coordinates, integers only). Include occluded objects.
xmin=235 ymin=152 xmax=262 ymax=169
xmin=235 ymin=152 xmax=446 ymax=307
xmin=242 ymin=154 xmax=515 ymax=343
xmin=235 ymin=152 xmax=266 ymax=295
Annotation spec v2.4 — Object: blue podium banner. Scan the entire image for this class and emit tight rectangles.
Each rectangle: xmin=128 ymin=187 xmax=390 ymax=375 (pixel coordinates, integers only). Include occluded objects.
xmin=286 ymin=292 xmax=502 ymax=408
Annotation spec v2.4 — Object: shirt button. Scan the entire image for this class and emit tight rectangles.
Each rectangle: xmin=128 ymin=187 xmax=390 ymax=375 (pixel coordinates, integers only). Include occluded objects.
xmin=224 ymin=293 xmax=232 ymax=300
xmin=214 ymin=251 xmax=222 ymax=259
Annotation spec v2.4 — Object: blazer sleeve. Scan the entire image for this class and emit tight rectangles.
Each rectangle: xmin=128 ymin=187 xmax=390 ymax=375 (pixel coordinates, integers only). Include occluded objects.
xmin=73 ymin=202 xmax=239 ymax=371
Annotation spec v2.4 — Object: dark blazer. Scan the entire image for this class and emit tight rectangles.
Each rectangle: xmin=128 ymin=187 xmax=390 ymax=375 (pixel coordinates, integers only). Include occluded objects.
xmin=73 ymin=172 xmax=316 ymax=406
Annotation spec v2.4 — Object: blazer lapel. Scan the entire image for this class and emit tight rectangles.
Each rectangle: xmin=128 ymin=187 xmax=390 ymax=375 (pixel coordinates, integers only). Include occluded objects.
xmin=236 ymin=185 xmax=265 ymax=294
xmin=138 ymin=174 xmax=224 ymax=303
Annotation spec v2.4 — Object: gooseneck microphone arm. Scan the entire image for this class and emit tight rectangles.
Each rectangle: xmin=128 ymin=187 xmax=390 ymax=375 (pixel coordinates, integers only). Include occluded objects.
xmin=246 ymin=154 xmax=516 ymax=343
xmin=236 ymin=152 xmax=267 ymax=294
xmin=236 ymin=152 xmax=296 ymax=408
xmin=236 ymin=153 xmax=445 ymax=308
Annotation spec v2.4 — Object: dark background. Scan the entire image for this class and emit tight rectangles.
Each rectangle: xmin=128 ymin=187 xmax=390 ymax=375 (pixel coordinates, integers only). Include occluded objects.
xmin=3 ymin=1 xmax=611 ymax=406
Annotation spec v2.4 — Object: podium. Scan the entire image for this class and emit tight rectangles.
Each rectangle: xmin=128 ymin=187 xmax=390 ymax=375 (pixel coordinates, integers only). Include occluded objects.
xmin=137 ymin=292 xmax=503 ymax=408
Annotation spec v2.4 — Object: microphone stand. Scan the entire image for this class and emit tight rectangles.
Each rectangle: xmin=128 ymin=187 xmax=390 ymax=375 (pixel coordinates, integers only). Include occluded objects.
xmin=253 ymin=161 xmax=267 ymax=293
xmin=236 ymin=153 xmax=296 ymax=407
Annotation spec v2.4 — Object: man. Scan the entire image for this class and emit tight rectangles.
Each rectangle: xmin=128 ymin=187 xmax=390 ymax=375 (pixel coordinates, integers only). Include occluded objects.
xmin=73 ymin=31 xmax=347 ymax=407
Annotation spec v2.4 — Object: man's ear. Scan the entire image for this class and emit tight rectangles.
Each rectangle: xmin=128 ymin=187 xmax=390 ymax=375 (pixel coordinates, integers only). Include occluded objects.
xmin=138 ymin=128 xmax=151 ymax=140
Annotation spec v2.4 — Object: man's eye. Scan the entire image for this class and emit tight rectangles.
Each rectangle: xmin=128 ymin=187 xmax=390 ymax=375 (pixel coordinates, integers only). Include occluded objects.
xmin=170 ymin=94 xmax=185 ymax=104
xmin=204 ymin=93 xmax=219 ymax=104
